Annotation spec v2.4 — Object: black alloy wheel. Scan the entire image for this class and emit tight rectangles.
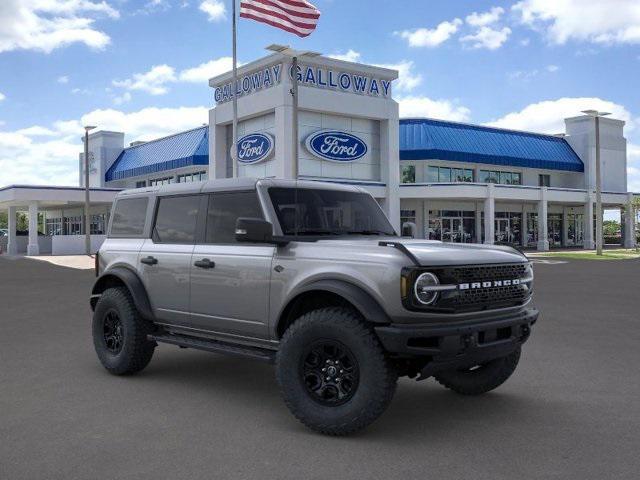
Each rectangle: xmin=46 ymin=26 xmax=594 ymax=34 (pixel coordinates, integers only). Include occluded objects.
xmin=301 ymin=340 xmax=359 ymax=406
xmin=102 ymin=309 xmax=124 ymax=354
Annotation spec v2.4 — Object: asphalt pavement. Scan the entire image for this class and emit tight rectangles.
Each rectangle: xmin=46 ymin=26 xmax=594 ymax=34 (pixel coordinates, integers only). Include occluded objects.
xmin=1 ymin=255 xmax=639 ymax=480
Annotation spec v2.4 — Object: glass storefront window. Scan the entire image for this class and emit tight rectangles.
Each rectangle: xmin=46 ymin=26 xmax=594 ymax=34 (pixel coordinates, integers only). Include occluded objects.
xmin=548 ymin=214 xmax=563 ymax=247
xmin=494 ymin=212 xmax=522 ymax=246
xmin=401 ymin=165 xmax=415 ymax=184
xmin=429 ymin=210 xmax=475 ymax=243
xmin=427 ymin=166 xmax=473 ymax=183
xmin=567 ymin=213 xmax=584 ymax=246
xmin=401 ymin=209 xmax=416 ymax=237
xmin=526 ymin=213 xmax=538 ymax=247
xmin=480 ymin=170 xmax=521 ymax=185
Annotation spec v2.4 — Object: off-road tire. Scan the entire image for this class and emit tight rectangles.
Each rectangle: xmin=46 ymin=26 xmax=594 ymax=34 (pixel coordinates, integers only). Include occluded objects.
xmin=92 ymin=287 xmax=155 ymax=375
xmin=434 ymin=347 xmax=521 ymax=396
xmin=276 ymin=307 xmax=397 ymax=436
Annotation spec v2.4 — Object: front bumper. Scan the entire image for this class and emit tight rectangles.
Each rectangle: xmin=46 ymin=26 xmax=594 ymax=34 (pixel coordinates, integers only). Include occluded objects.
xmin=375 ymin=308 xmax=539 ymax=379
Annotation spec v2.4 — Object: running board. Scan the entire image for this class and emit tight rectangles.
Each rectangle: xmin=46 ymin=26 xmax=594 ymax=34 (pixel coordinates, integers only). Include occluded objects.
xmin=148 ymin=333 xmax=276 ymax=364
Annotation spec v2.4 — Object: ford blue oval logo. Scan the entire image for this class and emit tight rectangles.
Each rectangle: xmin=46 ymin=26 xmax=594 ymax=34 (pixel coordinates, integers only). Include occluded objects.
xmin=234 ymin=133 xmax=274 ymax=164
xmin=305 ymin=131 xmax=368 ymax=162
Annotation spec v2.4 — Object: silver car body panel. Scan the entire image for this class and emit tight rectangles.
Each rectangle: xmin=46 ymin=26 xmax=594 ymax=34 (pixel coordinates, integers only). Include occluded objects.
xmin=98 ymin=177 xmax=531 ymax=346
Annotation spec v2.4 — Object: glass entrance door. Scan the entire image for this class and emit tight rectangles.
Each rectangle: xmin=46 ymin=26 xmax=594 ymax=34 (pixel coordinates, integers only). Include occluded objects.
xmin=495 ymin=218 xmax=510 ymax=244
xmin=442 ymin=218 xmax=463 ymax=242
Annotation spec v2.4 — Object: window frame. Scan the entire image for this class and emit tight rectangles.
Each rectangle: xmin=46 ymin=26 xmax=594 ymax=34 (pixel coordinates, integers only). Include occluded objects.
xmin=200 ymin=190 xmax=265 ymax=246
xmin=108 ymin=196 xmax=150 ymax=239
xmin=150 ymin=193 xmax=207 ymax=245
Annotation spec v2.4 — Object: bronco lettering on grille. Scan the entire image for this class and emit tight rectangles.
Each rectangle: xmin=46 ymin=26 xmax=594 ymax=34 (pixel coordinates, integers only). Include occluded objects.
xmin=459 ymin=279 xmax=521 ymax=290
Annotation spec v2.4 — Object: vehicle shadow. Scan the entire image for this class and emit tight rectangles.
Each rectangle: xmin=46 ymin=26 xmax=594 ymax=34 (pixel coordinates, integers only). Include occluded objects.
xmin=118 ymin=347 xmax=564 ymax=440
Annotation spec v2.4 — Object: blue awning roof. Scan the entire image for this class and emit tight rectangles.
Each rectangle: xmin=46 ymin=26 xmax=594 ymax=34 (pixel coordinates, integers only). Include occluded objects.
xmin=105 ymin=126 xmax=209 ymax=181
xmin=399 ymin=118 xmax=584 ymax=172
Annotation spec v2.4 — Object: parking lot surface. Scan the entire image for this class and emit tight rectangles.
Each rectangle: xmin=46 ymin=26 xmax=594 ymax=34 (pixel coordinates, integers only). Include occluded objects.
xmin=1 ymin=256 xmax=639 ymax=479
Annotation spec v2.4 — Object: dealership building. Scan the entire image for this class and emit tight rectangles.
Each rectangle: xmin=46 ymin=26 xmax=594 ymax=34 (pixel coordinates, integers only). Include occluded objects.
xmin=0 ymin=52 xmax=636 ymax=255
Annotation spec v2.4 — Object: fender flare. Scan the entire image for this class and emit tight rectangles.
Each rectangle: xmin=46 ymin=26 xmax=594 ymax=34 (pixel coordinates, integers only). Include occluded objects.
xmin=90 ymin=266 xmax=155 ymax=321
xmin=281 ymin=279 xmax=391 ymax=325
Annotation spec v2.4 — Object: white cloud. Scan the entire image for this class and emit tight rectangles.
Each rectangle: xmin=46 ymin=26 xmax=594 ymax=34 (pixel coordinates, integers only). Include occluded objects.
xmin=461 ymin=26 xmax=511 ymax=50
xmin=0 ymin=0 xmax=119 ymax=54
xmin=57 ymin=75 xmax=69 ymax=84
xmin=520 ymin=38 xmax=531 ymax=46
xmin=508 ymin=65 xmax=560 ymax=81
xmin=113 ymin=91 xmax=132 ymax=105
xmin=513 ymin=0 xmax=640 ymax=45
xmin=199 ymin=0 xmax=226 ymax=22
xmin=466 ymin=7 xmax=504 ymax=27
xmin=0 ymin=92 xmax=5 ymax=102
xmin=328 ymin=50 xmax=362 ymax=63
xmin=179 ymin=57 xmax=234 ymax=82
xmin=396 ymin=19 xmax=463 ymax=48
xmin=113 ymin=64 xmax=177 ymax=95
xmin=398 ymin=96 xmax=471 ymax=122
xmin=0 ymin=106 xmax=209 ymax=187
xmin=373 ymin=60 xmax=422 ymax=93
xmin=486 ymin=97 xmax=635 ymax=134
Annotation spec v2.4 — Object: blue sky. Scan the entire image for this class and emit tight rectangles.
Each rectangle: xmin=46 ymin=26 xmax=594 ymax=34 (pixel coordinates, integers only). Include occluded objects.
xmin=1 ymin=0 xmax=639 ymax=197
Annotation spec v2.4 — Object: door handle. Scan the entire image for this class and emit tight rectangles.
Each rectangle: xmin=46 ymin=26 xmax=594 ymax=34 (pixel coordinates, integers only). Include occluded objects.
xmin=141 ymin=256 xmax=158 ymax=266
xmin=194 ymin=258 xmax=215 ymax=269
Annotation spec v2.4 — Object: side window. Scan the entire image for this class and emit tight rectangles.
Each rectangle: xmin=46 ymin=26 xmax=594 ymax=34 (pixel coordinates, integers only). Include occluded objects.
xmin=110 ymin=197 xmax=148 ymax=237
xmin=205 ymin=191 xmax=263 ymax=244
xmin=153 ymin=195 xmax=201 ymax=244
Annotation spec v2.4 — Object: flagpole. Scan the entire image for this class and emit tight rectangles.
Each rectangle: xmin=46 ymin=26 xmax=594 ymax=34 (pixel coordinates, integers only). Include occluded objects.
xmin=291 ymin=55 xmax=299 ymax=179
xmin=231 ymin=0 xmax=239 ymax=178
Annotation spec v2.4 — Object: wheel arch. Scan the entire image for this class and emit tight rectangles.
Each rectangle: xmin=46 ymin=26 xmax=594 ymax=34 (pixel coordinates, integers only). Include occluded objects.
xmin=275 ymin=279 xmax=390 ymax=338
xmin=90 ymin=266 xmax=154 ymax=321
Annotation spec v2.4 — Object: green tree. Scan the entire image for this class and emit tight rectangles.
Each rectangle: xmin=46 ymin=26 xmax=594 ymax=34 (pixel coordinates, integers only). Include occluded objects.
xmin=603 ymin=220 xmax=620 ymax=237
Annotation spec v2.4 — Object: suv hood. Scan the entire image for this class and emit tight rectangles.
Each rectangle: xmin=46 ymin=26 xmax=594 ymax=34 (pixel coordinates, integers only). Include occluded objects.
xmin=396 ymin=239 xmax=527 ymax=266
xmin=315 ymin=237 xmax=528 ymax=266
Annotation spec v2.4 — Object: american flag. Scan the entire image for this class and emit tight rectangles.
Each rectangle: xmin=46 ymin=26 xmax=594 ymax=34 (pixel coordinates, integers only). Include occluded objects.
xmin=240 ymin=0 xmax=321 ymax=38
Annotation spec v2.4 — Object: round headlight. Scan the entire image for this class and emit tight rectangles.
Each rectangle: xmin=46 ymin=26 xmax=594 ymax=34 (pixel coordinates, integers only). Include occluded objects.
xmin=414 ymin=272 xmax=440 ymax=305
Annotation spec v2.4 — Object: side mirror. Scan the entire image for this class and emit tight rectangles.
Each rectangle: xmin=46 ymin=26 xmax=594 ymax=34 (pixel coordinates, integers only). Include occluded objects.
xmin=235 ymin=217 xmax=276 ymax=244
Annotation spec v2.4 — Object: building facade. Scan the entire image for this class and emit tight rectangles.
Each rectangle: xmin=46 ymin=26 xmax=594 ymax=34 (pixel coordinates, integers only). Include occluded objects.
xmin=0 ymin=52 xmax=636 ymax=255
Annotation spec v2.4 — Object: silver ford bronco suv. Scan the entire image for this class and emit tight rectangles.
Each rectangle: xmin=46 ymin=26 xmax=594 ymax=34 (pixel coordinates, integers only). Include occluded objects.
xmin=91 ymin=178 xmax=538 ymax=435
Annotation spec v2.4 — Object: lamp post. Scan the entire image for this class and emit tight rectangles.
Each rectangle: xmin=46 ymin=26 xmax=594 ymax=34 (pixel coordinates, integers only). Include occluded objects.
xmin=581 ymin=110 xmax=610 ymax=256
xmin=83 ymin=125 xmax=96 ymax=255
xmin=266 ymin=44 xmax=320 ymax=179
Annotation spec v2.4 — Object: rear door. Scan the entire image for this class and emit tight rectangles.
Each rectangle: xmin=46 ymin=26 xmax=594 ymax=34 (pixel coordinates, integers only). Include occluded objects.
xmin=189 ymin=191 xmax=274 ymax=339
xmin=139 ymin=194 xmax=204 ymax=326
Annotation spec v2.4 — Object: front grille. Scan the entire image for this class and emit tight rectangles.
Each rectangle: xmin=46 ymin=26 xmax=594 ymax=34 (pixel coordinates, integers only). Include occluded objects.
xmin=432 ymin=263 xmax=532 ymax=312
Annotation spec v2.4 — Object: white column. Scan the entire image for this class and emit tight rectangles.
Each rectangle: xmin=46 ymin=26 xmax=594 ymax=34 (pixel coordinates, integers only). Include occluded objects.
xmin=381 ymin=119 xmax=400 ymax=232
xmin=624 ymin=193 xmax=636 ymax=248
xmin=584 ymin=195 xmax=595 ymax=249
xmin=475 ymin=202 xmax=482 ymax=243
xmin=483 ymin=184 xmax=495 ymax=245
xmin=7 ymin=206 xmax=18 ymax=255
xmin=421 ymin=199 xmax=429 ymax=239
xmin=537 ymin=187 xmax=549 ymax=251
xmin=27 ymin=203 xmax=40 ymax=256
xmin=274 ymin=104 xmax=294 ymax=180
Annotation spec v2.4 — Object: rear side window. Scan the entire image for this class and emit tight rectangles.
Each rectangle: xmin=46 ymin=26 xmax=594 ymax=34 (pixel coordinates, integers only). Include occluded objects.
xmin=110 ymin=197 xmax=148 ymax=237
xmin=153 ymin=195 xmax=201 ymax=244
xmin=205 ymin=191 xmax=263 ymax=244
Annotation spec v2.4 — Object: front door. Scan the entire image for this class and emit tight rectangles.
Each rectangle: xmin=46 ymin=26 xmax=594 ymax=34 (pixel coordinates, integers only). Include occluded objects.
xmin=189 ymin=191 xmax=274 ymax=340
xmin=495 ymin=218 xmax=510 ymax=244
xmin=442 ymin=218 xmax=463 ymax=242
xmin=139 ymin=194 xmax=202 ymax=326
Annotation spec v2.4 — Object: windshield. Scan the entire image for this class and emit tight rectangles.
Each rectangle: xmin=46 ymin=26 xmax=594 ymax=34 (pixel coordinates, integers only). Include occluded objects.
xmin=268 ymin=187 xmax=396 ymax=237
